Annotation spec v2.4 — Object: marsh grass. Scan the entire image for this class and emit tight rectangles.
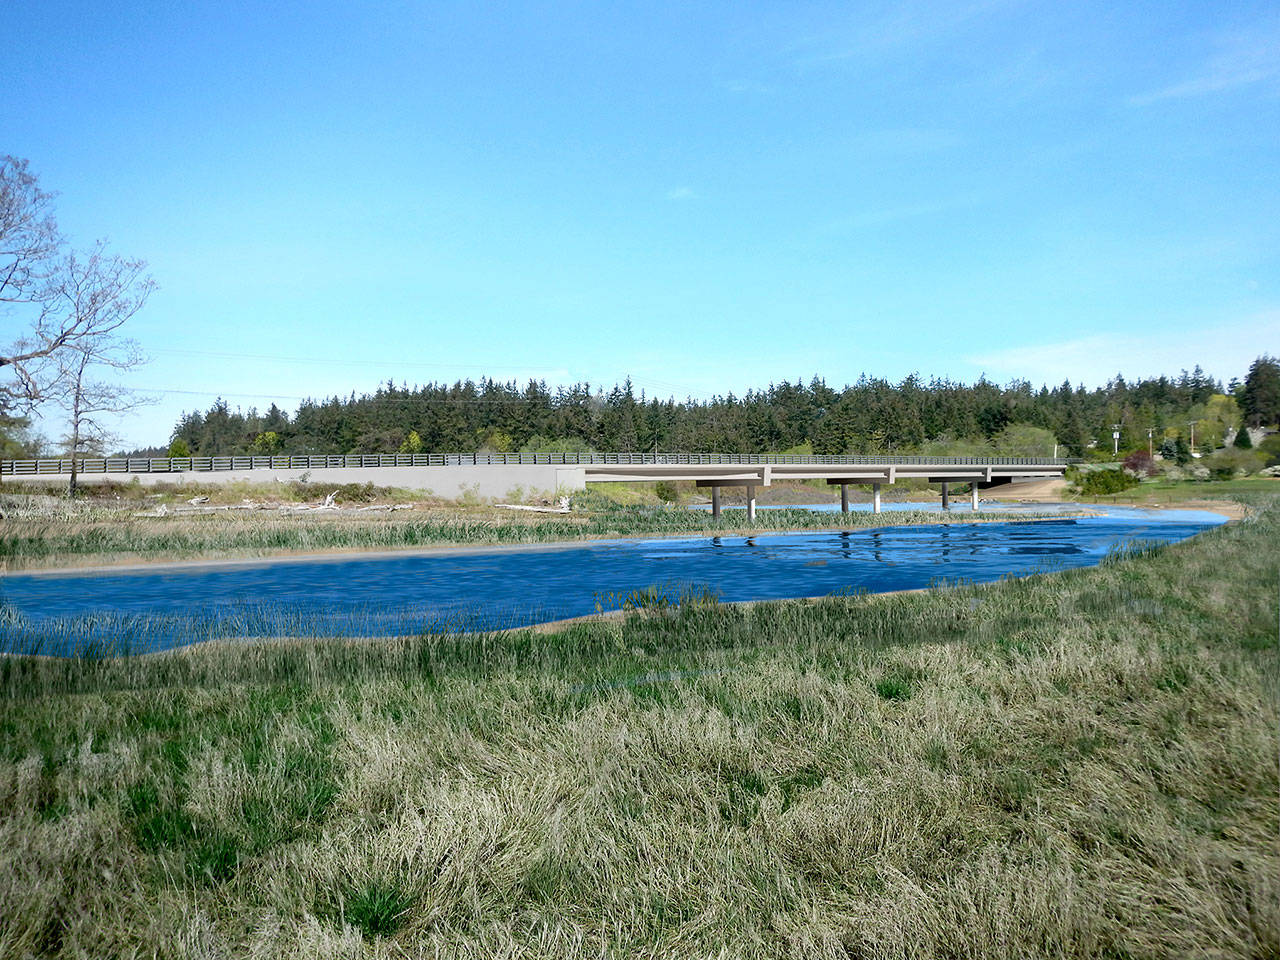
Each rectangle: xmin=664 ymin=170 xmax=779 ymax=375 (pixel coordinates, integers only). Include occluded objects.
xmin=0 ymin=600 xmax=533 ymax=659
xmin=0 ymin=478 xmax=421 ymax=507
xmin=0 ymin=495 xmax=1276 ymax=957
xmin=594 ymin=581 xmax=723 ymax=613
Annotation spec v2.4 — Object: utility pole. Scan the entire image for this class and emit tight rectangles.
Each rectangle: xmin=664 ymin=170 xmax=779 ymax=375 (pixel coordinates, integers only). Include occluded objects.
xmin=1148 ymin=428 xmax=1154 ymax=458
xmin=1112 ymin=423 xmax=1121 ymax=458
xmin=1187 ymin=420 xmax=1196 ymax=452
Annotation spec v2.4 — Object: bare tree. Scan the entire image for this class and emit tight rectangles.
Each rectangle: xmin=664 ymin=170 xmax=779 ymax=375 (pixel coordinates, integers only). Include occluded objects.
xmin=0 ymin=155 xmax=59 ymax=301
xmin=1 ymin=155 xmax=62 ymax=408
xmin=1 ymin=155 xmax=154 ymax=416
xmin=49 ymin=244 xmax=155 ymax=496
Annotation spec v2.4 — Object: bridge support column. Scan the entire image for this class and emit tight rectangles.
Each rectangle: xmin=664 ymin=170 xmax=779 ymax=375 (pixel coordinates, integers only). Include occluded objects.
xmin=840 ymin=483 xmax=849 ymax=514
xmin=971 ymin=482 xmax=979 ymax=510
xmin=711 ymin=486 xmax=721 ymax=519
xmin=872 ymin=482 xmax=881 ymax=514
xmin=745 ymin=485 xmax=757 ymax=521
xmin=941 ymin=482 xmax=950 ymax=510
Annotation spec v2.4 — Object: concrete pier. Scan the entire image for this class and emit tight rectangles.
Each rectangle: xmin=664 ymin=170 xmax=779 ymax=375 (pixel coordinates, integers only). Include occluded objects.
xmin=941 ymin=482 xmax=950 ymax=510
xmin=872 ymin=482 xmax=882 ymax=514
xmin=971 ymin=482 xmax=979 ymax=510
xmin=711 ymin=486 xmax=721 ymax=519
xmin=745 ymin=485 xmax=757 ymax=521
xmin=840 ymin=483 xmax=849 ymax=514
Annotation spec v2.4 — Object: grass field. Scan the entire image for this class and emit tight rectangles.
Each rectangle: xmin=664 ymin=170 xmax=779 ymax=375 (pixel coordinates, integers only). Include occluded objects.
xmin=1069 ymin=475 xmax=1279 ymax=507
xmin=0 ymin=492 xmax=1276 ymax=957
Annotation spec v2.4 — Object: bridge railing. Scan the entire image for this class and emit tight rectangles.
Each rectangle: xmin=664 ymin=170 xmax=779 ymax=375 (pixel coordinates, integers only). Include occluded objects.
xmin=0 ymin=452 xmax=1078 ymax=476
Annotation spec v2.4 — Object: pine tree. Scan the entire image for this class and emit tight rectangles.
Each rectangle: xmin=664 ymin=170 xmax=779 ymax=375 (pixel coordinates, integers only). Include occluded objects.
xmin=1241 ymin=355 xmax=1280 ymax=428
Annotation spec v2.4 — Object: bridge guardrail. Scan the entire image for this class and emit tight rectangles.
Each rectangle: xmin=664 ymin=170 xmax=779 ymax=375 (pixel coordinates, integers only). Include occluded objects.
xmin=0 ymin=452 xmax=1080 ymax=476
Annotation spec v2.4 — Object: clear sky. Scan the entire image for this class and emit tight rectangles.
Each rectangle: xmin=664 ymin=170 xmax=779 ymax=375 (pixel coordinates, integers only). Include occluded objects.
xmin=4 ymin=0 xmax=1278 ymax=448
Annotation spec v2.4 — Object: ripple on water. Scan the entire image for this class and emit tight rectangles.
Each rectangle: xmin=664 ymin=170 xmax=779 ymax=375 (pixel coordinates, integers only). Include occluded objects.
xmin=0 ymin=505 xmax=1225 ymax=655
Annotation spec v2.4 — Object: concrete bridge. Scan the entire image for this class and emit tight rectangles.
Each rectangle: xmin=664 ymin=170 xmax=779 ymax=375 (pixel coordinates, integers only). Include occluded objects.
xmin=583 ymin=459 xmax=1069 ymax=518
xmin=0 ymin=453 xmax=1072 ymax=517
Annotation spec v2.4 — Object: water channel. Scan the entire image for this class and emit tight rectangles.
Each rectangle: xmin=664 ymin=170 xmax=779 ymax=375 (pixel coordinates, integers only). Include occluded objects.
xmin=0 ymin=504 xmax=1226 ymax=656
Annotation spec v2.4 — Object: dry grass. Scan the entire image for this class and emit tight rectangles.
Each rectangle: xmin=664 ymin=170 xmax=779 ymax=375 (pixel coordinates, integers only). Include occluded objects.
xmin=0 ymin=495 xmax=1276 ymax=957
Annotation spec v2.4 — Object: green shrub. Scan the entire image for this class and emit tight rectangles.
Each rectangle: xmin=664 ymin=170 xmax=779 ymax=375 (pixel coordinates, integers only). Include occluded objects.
xmin=991 ymin=423 xmax=1059 ymax=459
xmin=654 ymin=480 xmax=680 ymax=503
xmin=1075 ymin=467 xmax=1140 ymax=496
xmin=333 ymin=482 xmax=378 ymax=503
xmin=474 ymin=428 xmax=513 ymax=453
xmin=1233 ymin=428 xmax=1253 ymax=449
xmin=251 ymin=431 xmax=281 ymax=455
xmin=1203 ymin=448 xmax=1264 ymax=479
xmin=518 ymin=435 xmax=596 ymax=454
xmin=1258 ymin=433 xmax=1280 ymax=467
xmin=167 ymin=438 xmax=191 ymax=459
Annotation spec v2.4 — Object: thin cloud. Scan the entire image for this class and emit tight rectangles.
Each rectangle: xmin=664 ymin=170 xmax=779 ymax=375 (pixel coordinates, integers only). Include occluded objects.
xmin=822 ymin=194 xmax=980 ymax=232
xmin=666 ymin=187 xmax=699 ymax=201
xmin=850 ymin=127 xmax=961 ymax=155
xmin=791 ymin=0 xmax=1023 ymax=66
xmin=965 ymin=312 xmax=1280 ymax=387
xmin=717 ymin=79 xmax=775 ymax=95
xmin=1129 ymin=20 xmax=1280 ymax=106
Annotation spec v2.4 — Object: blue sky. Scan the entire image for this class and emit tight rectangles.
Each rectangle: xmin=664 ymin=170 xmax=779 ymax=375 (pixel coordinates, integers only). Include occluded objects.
xmin=4 ymin=0 xmax=1278 ymax=448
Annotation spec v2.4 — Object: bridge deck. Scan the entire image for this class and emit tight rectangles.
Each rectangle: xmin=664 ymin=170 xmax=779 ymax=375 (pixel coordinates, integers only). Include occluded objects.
xmin=0 ymin=453 xmax=1071 ymax=516
xmin=0 ymin=452 xmax=1075 ymax=476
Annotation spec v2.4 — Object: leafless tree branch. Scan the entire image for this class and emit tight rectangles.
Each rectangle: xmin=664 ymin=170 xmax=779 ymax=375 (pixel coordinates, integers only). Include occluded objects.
xmin=1 ymin=156 xmax=155 ymax=423
xmin=0 ymin=155 xmax=60 ymax=305
xmin=48 ymin=247 xmax=156 ymax=495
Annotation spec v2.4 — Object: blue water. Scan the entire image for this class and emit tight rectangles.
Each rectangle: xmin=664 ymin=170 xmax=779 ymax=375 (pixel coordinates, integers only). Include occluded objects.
xmin=0 ymin=504 xmax=1225 ymax=656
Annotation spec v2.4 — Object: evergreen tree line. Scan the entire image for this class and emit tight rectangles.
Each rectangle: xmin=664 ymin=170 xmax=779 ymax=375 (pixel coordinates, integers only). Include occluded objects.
xmin=161 ymin=357 xmax=1279 ymax=459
